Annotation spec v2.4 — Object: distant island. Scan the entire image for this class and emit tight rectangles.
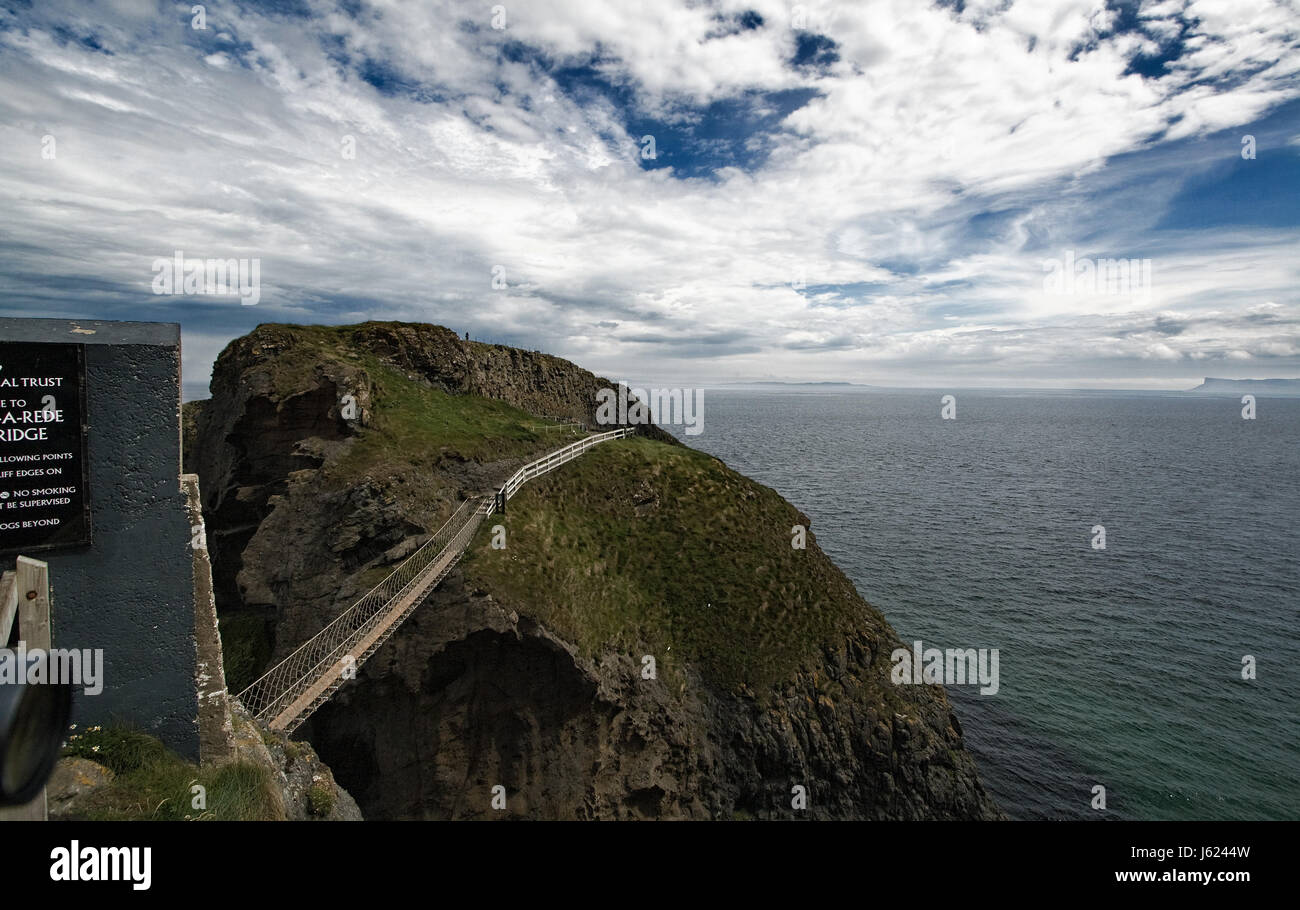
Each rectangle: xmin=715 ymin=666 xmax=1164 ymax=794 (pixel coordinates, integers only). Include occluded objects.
xmin=1189 ymin=377 xmax=1300 ymax=397
xmin=718 ymin=381 xmax=875 ymax=388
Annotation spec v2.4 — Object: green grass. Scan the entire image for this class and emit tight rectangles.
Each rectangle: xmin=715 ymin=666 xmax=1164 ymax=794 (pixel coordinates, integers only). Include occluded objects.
xmin=61 ymin=726 xmax=283 ymax=821
xmin=330 ymin=356 xmax=582 ymax=481
xmin=463 ymin=436 xmax=882 ymax=696
xmin=306 ymin=781 xmax=336 ymax=817
xmin=237 ymin=324 xmax=582 ymax=483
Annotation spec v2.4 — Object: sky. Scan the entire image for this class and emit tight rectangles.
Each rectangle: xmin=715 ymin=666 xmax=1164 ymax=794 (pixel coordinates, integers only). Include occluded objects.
xmin=0 ymin=0 xmax=1298 ymax=397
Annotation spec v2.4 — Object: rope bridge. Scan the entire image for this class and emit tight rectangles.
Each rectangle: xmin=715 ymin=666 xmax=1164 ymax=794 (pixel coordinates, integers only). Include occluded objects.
xmin=234 ymin=427 xmax=634 ymax=734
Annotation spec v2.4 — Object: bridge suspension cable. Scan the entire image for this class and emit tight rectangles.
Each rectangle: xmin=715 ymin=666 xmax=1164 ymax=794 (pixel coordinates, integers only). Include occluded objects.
xmin=233 ymin=427 xmax=633 ymax=734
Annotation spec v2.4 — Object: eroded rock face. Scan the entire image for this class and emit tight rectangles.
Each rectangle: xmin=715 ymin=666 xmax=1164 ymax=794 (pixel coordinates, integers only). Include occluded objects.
xmin=47 ymin=758 xmax=115 ymax=819
xmin=229 ymin=702 xmax=362 ymax=821
xmin=302 ymin=573 xmax=999 ymax=820
xmin=338 ymin=322 xmax=629 ymax=418
xmin=188 ymin=352 xmax=370 ymax=651
xmin=191 ymin=322 xmax=1003 ymax=820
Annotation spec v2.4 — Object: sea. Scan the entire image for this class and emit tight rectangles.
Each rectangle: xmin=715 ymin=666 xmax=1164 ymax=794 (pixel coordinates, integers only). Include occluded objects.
xmin=664 ymin=387 xmax=1299 ymax=820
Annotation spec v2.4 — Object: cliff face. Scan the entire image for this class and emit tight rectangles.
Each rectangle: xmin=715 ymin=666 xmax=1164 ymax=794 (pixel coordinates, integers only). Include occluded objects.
xmin=190 ymin=321 xmax=1002 ymax=820
xmin=304 ymin=566 xmax=998 ymax=820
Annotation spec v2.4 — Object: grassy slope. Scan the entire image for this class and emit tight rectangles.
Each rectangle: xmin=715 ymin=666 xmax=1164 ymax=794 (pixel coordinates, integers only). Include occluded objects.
xmin=463 ymin=436 xmax=889 ymax=698
xmin=330 ymin=357 xmax=583 ymax=481
xmin=250 ymin=324 xmax=583 ymax=479
xmin=61 ymin=727 xmax=282 ymax=821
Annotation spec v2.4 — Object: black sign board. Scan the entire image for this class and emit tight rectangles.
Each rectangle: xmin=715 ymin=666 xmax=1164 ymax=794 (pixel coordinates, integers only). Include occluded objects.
xmin=0 ymin=342 xmax=92 ymax=555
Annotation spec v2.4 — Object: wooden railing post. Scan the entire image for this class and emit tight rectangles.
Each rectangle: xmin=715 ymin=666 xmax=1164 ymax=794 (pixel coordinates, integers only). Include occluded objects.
xmin=0 ymin=556 xmax=52 ymax=822
xmin=0 ymin=570 xmax=16 ymax=646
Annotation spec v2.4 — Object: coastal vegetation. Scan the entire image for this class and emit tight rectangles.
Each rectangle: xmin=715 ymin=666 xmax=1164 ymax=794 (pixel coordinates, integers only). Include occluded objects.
xmin=61 ymin=726 xmax=281 ymax=821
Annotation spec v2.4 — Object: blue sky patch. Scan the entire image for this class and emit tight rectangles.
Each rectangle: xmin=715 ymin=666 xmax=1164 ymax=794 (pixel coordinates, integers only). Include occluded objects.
xmin=1156 ymin=149 xmax=1300 ymax=230
xmin=791 ymin=32 xmax=838 ymax=71
xmin=358 ymin=56 xmax=447 ymax=103
xmin=234 ymin=0 xmax=315 ymax=18
xmin=50 ymin=25 xmax=111 ymax=54
xmin=707 ymin=9 xmax=765 ymax=38
xmin=1101 ymin=0 xmax=1192 ymax=79
xmin=553 ymin=63 xmax=818 ymax=176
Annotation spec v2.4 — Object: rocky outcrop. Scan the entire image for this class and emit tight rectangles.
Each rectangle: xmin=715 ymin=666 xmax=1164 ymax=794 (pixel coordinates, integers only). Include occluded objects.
xmin=190 ymin=321 xmax=1003 ymax=820
xmin=229 ymin=702 xmax=362 ymax=821
xmin=46 ymin=716 xmax=361 ymax=821
xmin=47 ymin=758 xmax=116 ymax=819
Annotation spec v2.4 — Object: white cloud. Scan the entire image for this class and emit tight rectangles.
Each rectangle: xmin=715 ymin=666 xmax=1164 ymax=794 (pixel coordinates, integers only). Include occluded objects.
xmin=0 ymin=0 xmax=1296 ymax=392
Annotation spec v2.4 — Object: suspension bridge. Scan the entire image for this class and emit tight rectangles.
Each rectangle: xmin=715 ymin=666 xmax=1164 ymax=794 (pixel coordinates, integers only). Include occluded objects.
xmin=234 ymin=426 xmax=635 ymax=734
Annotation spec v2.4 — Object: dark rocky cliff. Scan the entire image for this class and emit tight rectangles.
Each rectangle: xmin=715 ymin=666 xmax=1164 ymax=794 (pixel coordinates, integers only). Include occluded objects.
xmin=188 ymin=321 xmax=1003 ymax=820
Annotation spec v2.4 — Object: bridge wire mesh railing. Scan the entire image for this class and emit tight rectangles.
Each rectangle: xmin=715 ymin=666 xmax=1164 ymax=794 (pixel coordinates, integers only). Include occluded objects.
xmin=234 ymin=425 xmax=636 ymax=726
xmin=235 ymin=497 xmax=480 ymax=722
xmin=277 ymin=497 xmax=493 ymax=732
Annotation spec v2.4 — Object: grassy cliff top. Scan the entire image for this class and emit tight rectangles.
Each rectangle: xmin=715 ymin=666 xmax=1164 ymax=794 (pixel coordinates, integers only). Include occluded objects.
xmin=196 ymin=323 xmax=586 ymax=476
xmin=330 ymin=354 xmax=582 ymax=478
xmin=463 ymin=436 xmax=887 ymax=695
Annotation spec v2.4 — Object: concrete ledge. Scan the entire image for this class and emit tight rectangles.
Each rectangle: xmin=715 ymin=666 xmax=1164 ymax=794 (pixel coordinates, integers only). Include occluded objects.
xmin=183 ymin=474 xmax=235 ymax=765
xmin=0 ymin=318 xmax=179 ymax=346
